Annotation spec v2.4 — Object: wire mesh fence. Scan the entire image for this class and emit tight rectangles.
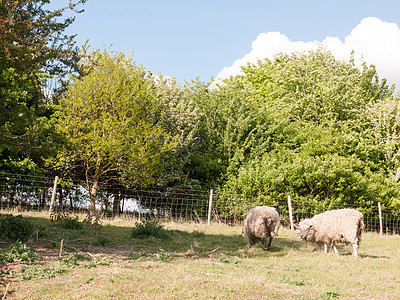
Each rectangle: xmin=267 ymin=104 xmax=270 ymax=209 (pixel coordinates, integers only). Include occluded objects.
xmin=0 ymin=173 xmax=399 ymax=234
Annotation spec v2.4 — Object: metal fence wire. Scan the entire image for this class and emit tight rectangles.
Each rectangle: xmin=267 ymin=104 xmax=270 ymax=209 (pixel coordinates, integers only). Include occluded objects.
xmin=0 ymin=173 xmax=399 ymax=234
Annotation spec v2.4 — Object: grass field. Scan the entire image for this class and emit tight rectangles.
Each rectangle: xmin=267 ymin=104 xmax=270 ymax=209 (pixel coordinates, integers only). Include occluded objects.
xmin=1 ymin=211 xmax=400 ymax=299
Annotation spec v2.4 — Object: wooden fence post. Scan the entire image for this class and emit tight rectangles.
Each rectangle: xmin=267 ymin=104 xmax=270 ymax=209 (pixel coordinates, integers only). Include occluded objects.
xmin=288 ymin=195 xmax=294 ymax=230
xmin=49 ymin=176 xmax=58 ymax=216
xmin=59 ymin=238 xmax=64 ymax=257
xmin=378 ymin=202 xmax=383 ymax=237
xmin=207 ymin=189 xmax=213 ymax=225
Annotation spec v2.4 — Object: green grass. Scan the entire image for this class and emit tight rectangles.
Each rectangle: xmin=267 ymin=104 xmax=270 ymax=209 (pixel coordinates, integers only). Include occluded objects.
xmin=1 ymin=211 xmax=400 ymax=299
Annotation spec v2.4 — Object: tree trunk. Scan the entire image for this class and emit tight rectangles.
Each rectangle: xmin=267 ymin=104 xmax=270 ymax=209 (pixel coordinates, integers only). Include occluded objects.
xmin=112 ymin=192 xmax=121 ymax=217
xmin=87 ymin=163 xmax=101 ymax=216
xmin=89 ymin=179 xmax=98 ymax=216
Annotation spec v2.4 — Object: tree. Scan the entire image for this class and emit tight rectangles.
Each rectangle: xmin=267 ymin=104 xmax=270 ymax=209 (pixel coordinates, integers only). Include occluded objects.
xmin=52 ymin=50 xmax=177 ymax=214
xmin=152 ymin=75 xmax=202 ymax=188
xmin=206 ymin=48 xmax=400 ymax=216
xmin=0 ymin=0 xmax=85 ymax=79
xmin=364 ymin=97 xmax=400 ymax=179
xmin=0 ymin=0 xmax=86 ymax=175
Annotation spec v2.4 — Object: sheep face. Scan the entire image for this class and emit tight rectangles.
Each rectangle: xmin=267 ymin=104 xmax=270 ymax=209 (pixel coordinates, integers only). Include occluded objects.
xmin=295 ymin=219 xmax=314 ymax=241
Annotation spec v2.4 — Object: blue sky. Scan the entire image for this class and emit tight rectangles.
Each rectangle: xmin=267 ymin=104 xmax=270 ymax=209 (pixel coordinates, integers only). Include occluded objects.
xmin=56 ymin=0 xmax=400 ymax=87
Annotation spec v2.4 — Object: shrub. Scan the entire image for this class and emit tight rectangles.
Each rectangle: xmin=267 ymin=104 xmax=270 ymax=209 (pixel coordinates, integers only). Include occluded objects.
xmin=50 ymin=212 xmax=83 ymax=230
xmin=130 ymin=220 xmax=170 ymax=240
xmin=0 ymin=214 xmax=34 ymax=242
xmin=50 ymin=212 xmax=103 ymax=230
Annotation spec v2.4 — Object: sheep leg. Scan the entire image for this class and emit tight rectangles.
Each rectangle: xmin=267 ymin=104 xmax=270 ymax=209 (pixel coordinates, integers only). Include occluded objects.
xmin=267 ymin=236 xmax=273 ymax=250
xmin=262 ymin=239 xmax=267 ymax=250
xmin=324 ymin=243 xmax=328 ymax=254
xmin=262 ymin=237 xmax=272 ymax=251
xmin=352 ymin=244 xmax=359 ymax=257
xmin=332 ymin=244 xmax=339 ymax=255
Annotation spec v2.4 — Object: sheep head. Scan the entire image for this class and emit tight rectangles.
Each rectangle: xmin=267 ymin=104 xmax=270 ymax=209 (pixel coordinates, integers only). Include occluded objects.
xmin=295 ymin=219 xmax=314 ymax=241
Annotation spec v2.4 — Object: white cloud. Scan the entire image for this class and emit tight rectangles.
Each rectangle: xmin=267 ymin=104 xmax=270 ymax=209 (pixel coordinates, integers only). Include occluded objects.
xmin=215 ymin=17 xmax=400 ymax=90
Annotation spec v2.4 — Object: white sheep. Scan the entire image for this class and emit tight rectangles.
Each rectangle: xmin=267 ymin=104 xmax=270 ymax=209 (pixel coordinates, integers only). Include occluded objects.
xmin=295 ymin=208 xmax=364 ymax=257
xmin=243 ymin=206 xmax=280 ymax=251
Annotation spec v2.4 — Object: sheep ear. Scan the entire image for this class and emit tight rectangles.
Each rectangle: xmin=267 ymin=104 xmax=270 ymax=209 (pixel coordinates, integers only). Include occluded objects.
xmin=294 ymin=223 xmax=300 ymax=230
xmin=308 ymin=224 xmax=314 ymax=230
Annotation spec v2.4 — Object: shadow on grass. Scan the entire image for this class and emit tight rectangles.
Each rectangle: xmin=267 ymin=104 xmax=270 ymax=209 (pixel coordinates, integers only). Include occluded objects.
xmin=0 ymin=214 xmax=338 ymax=262
xmin=128 ymin=229 xmax=309 ymax=260
xmin=350 ymin=253 xmax=389 ymax=259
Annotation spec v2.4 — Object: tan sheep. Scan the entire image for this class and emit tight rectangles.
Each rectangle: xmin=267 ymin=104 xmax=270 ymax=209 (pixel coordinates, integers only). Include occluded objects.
xmin=295 ymin=208 xmax=364 ymax=257
xmin=243 ymin=206 xmax=280 ymax=251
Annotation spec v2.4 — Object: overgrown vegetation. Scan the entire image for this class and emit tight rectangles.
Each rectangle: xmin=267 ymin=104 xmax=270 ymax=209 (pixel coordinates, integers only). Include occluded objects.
xmin=0 ymin=214 xmax=34 ymax=242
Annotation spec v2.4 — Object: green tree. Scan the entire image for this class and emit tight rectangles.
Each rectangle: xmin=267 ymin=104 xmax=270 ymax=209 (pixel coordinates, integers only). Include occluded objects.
xmin=207 ymin=48 xmax=399 ymax=215
xmin=52 ymin=50 xmax=177 ymax=213
xmin=0 ymin=0 xmax=86 ymax=175
xmin=176 ymin=78 xmax=229 ymax=187
xmin=152 ymin=75 xmax=201 ymax=188
xmin=364 ymin=97 xmax=400 ymax=180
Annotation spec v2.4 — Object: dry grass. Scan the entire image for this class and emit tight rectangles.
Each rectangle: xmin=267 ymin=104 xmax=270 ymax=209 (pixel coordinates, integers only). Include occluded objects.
xmin=1 ymin=211 xmax=400 ymax=299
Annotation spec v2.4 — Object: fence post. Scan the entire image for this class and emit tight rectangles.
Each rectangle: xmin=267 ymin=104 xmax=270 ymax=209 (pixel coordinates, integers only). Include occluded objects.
xmin=49 ymin=176 xmax=58 ymax=216
xmin=207 ymin=189 xmax=213 ymax=225
xmin=288 ymin=195 xmax=294 ymax=230
xmin=378 ymin=202 xmax=383 ymax=237
xmin=59 ymin=238 xmax=64 ymax=257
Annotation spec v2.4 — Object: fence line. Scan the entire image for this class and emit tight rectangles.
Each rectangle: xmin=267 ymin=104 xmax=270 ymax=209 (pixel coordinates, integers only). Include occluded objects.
xmin=0 ymin=173 xmax=399 ymax=234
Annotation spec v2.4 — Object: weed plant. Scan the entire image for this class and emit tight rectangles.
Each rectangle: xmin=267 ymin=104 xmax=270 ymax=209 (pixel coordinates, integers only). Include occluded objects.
xmin=0 ymin=242 xmax=37 ymax=263
xmin=60 ymin=254 xmax=89 ymax=267
xmin=91 ymin=255 xmax=110 ymax=266
xmin=153 ymin=249 xmax=171 ymax=262
xmin=130 ymin=220 xmax=170 ymax=240
xmin=18 ymin=264 xmax=67 ymax=280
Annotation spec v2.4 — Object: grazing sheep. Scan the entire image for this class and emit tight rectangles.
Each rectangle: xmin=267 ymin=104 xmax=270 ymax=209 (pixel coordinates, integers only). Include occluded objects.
xmin=295 ymin=208 xmax=364 ymax=257
xmin=243 ymin=206 xmax=280 ymax=251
